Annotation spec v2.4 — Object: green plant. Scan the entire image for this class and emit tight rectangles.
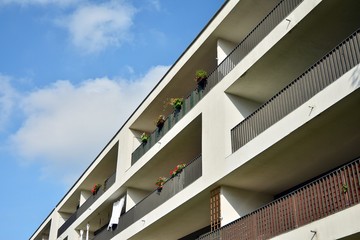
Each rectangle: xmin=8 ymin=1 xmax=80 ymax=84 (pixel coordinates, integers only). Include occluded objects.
xmin=170 ymin=98 xmax=184 ymax=110
xmin=195 ymin=69 xmax=208 ymax=82
xmin=140 ymin=132 xmax=149 ymax=143
xmin=170 ymin=163 xmax=186 ymax=177
xmin=155 ymin=176 xmax=168 ymax=189
xmin=342 ymin=183 xmax=348 ymax=193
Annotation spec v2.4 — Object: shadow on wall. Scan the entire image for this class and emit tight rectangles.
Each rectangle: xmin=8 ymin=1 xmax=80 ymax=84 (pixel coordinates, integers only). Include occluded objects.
xmin=226 ymin=93 xmax=262 ymax=120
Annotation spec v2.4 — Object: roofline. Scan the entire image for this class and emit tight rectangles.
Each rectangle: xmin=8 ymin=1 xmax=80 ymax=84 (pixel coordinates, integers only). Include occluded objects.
xmin=30 ymin=1 xmax=230 ymax=238
xmin=29 ymin=210 xmax=53 ymax=240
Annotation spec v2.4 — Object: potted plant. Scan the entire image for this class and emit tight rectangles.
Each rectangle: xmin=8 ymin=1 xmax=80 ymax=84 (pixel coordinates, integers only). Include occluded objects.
xmin=170 ymin=163 xmax=186 ymax=178
xmin=156 ymin=115 xmax=165 ymax=129
xmin=195 ymin=69 xmax=208 ymax=91
xmin=140 ymin=132 xmax=149 ymax=144
xmin=170 ymin=98 xmax=184 ymax=113
xmin=155 ymin=176 xmax=168 ymax=193
xmin=91 ymin=184 xmax=101 ymax=195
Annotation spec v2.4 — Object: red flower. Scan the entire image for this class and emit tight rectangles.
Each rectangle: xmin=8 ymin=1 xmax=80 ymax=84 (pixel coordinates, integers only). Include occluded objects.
xmin=170 ymin=163 xmax=186 ymax=177
xmin=91 ymin=184 xmax=101 ymax=195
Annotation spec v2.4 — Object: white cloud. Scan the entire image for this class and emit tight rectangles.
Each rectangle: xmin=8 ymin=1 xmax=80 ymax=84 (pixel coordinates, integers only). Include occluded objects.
xmin=1 ymin=0 xmax=138 ymax=53
xmin=149 ymin=0 xmax=161 ymax=11
xmin=58 ymin=1 xmax=137 ymax=53
xmin=0 ymin=75 xmax=19 ymax=132
xmin=10 ymin=65 xmax=169 ymax=185
xmin=0 ymin=0 xmax=81 ymax=7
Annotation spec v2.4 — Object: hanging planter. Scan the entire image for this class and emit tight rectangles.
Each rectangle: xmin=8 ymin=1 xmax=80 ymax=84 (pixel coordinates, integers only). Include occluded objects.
xmin=170 ymin=163 xmax=186 ymax=178
xmin=91 ymin=184 xmax=101 ymax=195
xmin=155 ymin=177 xmax=168 ymax=194
xmin=157 ymin=186 xmax=163 ymax=193
xmin=195 ymin=69 xmax=208 ymax=91
xmin=170 ymin=98 xmax=184 ymax=114
xmin=156 ymin=115 xmax=166 ymax=130
xmin=140 ymin=132 xmax=149 ymax=144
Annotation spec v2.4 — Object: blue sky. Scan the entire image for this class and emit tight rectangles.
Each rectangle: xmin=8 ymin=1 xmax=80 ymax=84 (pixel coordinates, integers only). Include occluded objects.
xmin=0 ymin=1 xmax=224 ymax=239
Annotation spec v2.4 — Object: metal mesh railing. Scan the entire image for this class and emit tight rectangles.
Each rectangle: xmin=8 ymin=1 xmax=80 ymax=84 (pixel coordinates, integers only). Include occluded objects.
xmin=131 ymin=91 xmax=204 ymax=165
xmin=93 ymin=156 xmax=202 ymax=240
xmin=198 ymin=157 xmax=360 ymax=240
xmin=231 ymin=28 xmax=360 ymax=152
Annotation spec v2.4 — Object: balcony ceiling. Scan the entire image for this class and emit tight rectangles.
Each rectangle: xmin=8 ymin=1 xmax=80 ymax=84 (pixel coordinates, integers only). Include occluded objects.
xmin=58 ymin=142 xmax=118 ymax=213
xmin=130 ymin=0 xmax=283 ymax=133
xmin=226 ymin=0 xmax=360 ymax=104
xmin=221 ymin=88 xmax=360 ymax=196
xmin=129 ymin=190 xmax=210 ymax=240
xmin=34 ymin=221 xmax=51 ymax=240
xmin=127 ymin=116 xmax=202 ymax=191
xmin=214 ymin=0 xmax=282 ymax=43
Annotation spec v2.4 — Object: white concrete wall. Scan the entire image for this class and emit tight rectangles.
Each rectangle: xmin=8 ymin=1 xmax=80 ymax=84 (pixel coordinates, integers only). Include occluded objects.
xmin=48 ymin=214 xmax=58 ymax=240
xmin=79 ymin=190 xmax=92 ymax=207
xmin=217 ymin=38 xmax=237 ymax=65
xmin=50 ymin=212 xmax=69 ymax=239
xmin=220 ymin=186 xmax=273 ymax=226
xmin=111 ymin=0 xmax=331 ymax=238
xmin=126 ymin=188 xmax=150 ymax=211
xmin=224 ymin=94 xmax=262 ymax=156
xmin=34 ymin=0 xmax=359 ymax=239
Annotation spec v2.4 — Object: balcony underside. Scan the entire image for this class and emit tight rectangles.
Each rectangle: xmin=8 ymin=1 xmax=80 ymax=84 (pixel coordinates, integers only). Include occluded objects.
xmin=92 ymin=156 xmax=203 ymax=240
xmin=199 ymin=156 xmax=360 ymax=240
xmin=223 ymin=87 xmax=360 ymax=196
xmin=226 ymin=0 xmax=360 ymax=103
xmin=128 ymin=115 xmax=202 ymax=191
xmin=128 ymin=190 xmax=211 ymax=240
xmin=129 ymin=0 xmax=285 ymax=133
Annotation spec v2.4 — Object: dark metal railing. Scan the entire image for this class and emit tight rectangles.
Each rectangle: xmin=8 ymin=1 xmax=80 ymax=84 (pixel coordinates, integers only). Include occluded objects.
xmin=131 ymin=0 xmax=303 ymax=165
xmin=231 ymin=28 xmax=360 ymax=153
xmin=131 ymin=91 xmax=204 ymax=165
xmin=93 ymin=156 xmax=202 ymax=240
xmin=57 ymin=173 xmax=116 ymax=237
xmin=198 ymin=157 xmax=360 ymax=239
xmin=205 ymin=0 xmax=303 ymax=94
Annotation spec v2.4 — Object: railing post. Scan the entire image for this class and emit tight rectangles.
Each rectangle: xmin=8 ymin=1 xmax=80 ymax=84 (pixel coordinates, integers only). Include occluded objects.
xmin=292 ymin=194 xmax=299 ymax=228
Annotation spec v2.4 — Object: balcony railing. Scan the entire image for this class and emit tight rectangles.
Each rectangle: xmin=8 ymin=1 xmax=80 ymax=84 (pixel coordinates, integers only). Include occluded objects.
xmin=93 ymin=156 xmax=202 ymax=240
xmin=198 ymin=157 xmax=360 ymax=239
xmin=131 ymin=92 xmax=204 ymax=165
xmin=231 ymin=28 xmax=360 ymax=153
xmin=205 ymin=0 xmax=303 ymax=93
xmin=57 ymin=173 xmax=116 ymax=237
xmin=131 ymin=0 xmax=303 ymax=165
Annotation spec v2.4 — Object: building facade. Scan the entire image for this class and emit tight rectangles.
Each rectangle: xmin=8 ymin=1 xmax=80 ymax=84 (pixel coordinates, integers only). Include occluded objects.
xmin=30 ymin=0 xmax=360 ymax=239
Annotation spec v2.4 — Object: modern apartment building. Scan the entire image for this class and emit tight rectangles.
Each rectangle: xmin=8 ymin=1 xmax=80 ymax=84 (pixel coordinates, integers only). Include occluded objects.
xmin=30 ymin=0 xmax=360 ymax=239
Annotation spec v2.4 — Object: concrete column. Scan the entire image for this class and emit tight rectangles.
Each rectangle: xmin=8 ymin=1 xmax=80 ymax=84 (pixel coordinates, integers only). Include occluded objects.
xmin=220 ymin=186 xmax=273 ymax=226
xmin=217 ymin=38 xmax=237 ymax=65
xmin=80 ymin=190 xmax=92 ymax=207
xmin=126 ymin=188 xmax=149 ymax=211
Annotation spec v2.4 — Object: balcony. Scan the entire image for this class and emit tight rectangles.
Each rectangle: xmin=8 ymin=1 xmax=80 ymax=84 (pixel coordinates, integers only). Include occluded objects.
xmin=131 ymin=0 xmax=304 ymax=165
xmin=198 ymin=157 xmax=360 ymax=239
xmin=231 ymin=28 xmax=360 ymax=153
xmin=93 ymin=155 xmax=202 ymax=240
xmin=132 ymin=92 xmax=205 ymax=165
xmin=57 ymin=173 xmax=116 ymax=237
